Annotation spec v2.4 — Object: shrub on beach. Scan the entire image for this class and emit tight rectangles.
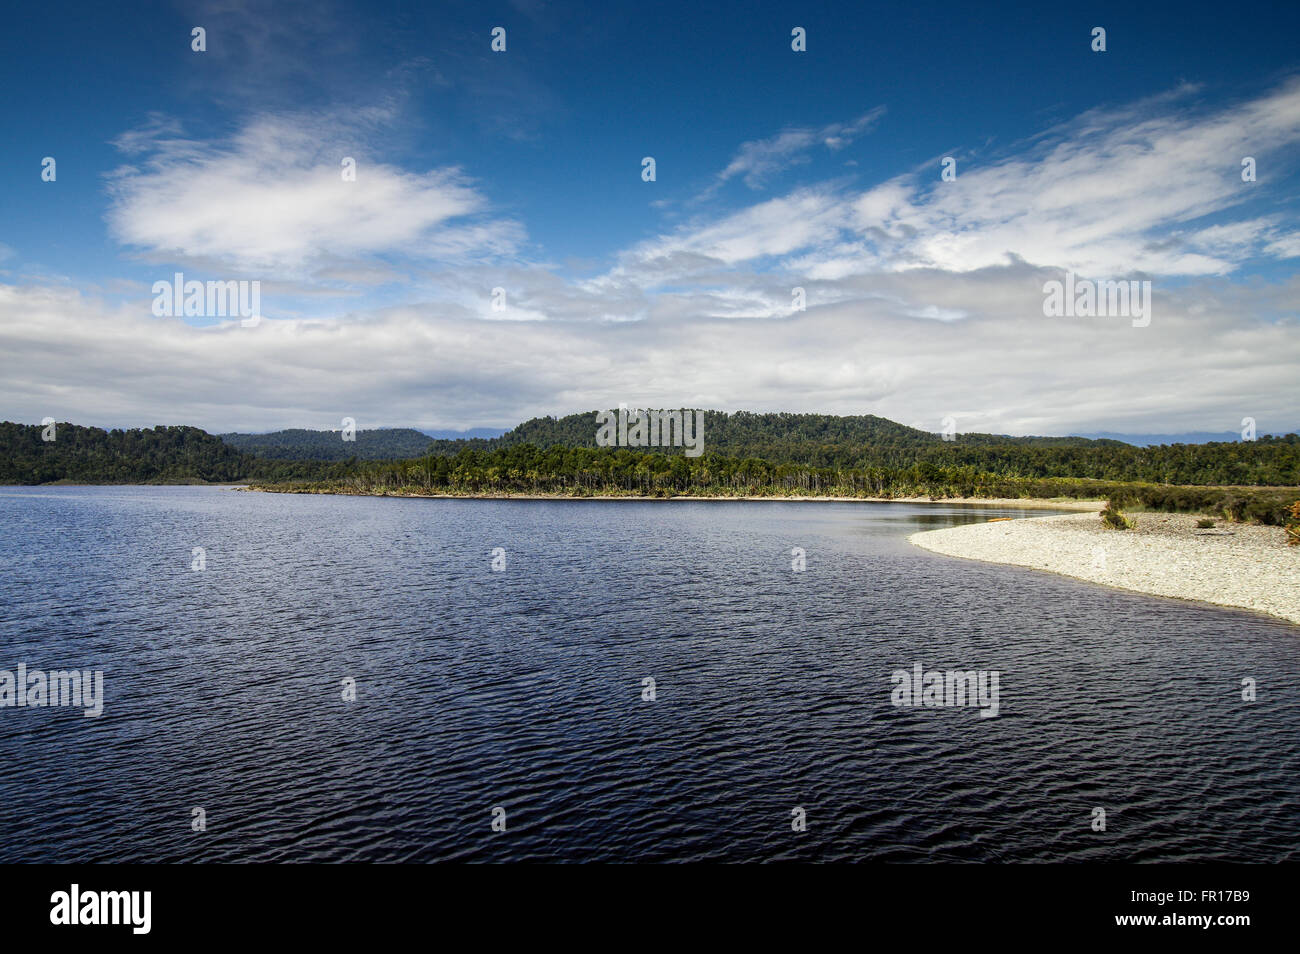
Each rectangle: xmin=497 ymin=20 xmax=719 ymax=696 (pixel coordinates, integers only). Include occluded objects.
xmin=1196 ymin=518 xmax=1216 ymax=528
xmin=1287 ymin=501 xmax=1300 ymax=546
xmin=1100 ymin=500 xmax=1133 ymax=530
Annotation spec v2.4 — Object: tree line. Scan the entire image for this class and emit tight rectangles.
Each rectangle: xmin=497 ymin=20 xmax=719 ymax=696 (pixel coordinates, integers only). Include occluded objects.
xmin=250 ymin=443 xmax=1300 ymax=526
xmin=3 ymin=419 xmax=1298 ymax=524
xmin=426 ymin=410 xmax=1300 ymax=486
xmin=220 ymin=427 xmax=438 ymax=461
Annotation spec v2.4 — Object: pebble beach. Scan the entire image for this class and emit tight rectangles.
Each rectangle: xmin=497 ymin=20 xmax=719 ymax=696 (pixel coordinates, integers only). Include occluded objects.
xmin=909 ymin=511 xmax=1300 ymax=626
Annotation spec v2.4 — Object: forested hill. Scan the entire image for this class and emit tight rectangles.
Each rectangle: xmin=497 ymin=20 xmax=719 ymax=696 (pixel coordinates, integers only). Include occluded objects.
xmin=498 ymin=410 xmax=935 ymax=451
xmin=217 ymin=411 xmax=1139 ymax=465
xmin=220 ymin=427 xmax=436 ymax=461
xmin=411 ymin=410 xmax=1297 ymax=484
xmin=488 ymin=410 xmax=1123 ymax=460
xmin=0 ymin=422 xmax=251 ymax=484
xmin=2 ymin=415 xmax=1297 ymax=488
xmin=0 ymin=422 xmax=363 ymax=485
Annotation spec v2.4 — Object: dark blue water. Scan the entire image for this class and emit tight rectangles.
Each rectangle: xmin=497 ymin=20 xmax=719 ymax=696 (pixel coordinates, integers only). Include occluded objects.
xmin=0 ymin=486 xmax=1296 ymax=862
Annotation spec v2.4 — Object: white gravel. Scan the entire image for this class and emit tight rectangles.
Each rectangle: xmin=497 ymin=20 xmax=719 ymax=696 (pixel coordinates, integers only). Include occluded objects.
xmin=909 ymin=511 xmax=1300 ymax=626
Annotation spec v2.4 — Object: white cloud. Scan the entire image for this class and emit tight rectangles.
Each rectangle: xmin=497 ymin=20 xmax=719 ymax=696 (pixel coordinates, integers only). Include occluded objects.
xmin=105 ymin=114 xmax=524 ymax=276
xmin=1265 ymin=231 xmax=1300 ymax=258
xmin=4 ymin=83 xmax=1299 ymax=437
xmin=626 ymin=80 xmax=1300 ymax=284
xmin=712 ymin=108 xmax=886 ymax=190
xmin=2 ymin=269 xmax=1296 ymax=435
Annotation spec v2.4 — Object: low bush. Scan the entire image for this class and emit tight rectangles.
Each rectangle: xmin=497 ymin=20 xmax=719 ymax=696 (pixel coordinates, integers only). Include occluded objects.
xmin=1100 ymin=500 xmax=1133 ymax=530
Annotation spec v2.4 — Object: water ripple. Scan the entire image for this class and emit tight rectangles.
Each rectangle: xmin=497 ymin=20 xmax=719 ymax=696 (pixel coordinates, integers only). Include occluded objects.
xmin=0 ymin=488 xmax=1296 ymax=862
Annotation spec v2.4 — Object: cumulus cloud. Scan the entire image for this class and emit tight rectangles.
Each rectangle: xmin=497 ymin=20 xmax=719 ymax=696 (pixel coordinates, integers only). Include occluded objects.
xmin=105 ymin=114 xmax=524 ymax=276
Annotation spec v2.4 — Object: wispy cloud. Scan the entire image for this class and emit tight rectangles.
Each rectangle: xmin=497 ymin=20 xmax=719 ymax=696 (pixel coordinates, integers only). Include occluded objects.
xmin=631 ymin=80 xmax=1300 ymax=287
xmin=714 ymin=108 xmax=887 ymax=190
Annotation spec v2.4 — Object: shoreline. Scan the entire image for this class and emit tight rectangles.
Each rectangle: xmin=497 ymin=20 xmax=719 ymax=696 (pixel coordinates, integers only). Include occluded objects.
xmin=910 ymin=511 xmax=1300 ymax=626
xmin=238 ymin=487 xmax=1105 ymax=510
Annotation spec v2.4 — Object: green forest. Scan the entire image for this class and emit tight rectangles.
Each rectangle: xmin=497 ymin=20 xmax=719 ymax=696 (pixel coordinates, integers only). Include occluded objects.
xmin=247 ymin=443 xmax=1300 ymax=525
xmin=474 ymin=410 xmax=1300 ymax=485
xmin=0 ymin=422 xmax=353 ymax=485
xmin=220 ymin=427 xmax=437 ymax=460
xmin=3 ymin=414 xmax=1299 ymax=526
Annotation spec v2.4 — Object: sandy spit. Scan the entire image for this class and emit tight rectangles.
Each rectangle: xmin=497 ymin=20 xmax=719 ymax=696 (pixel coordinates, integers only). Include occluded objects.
xmin=909 ymin=511 xmax=1300 ymax=626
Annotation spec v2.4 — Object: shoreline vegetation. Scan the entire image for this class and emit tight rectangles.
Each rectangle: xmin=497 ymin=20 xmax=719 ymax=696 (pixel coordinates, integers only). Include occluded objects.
xmin=243 ymin=456 xmax=1299 ymax=526
xmin=236 ymin=486 xmax=1106 ymax=509
xmin=5 ymin=414 xmax=1298 ymax=527
xmin=909 ymin=512 xmax=1300 ymax=627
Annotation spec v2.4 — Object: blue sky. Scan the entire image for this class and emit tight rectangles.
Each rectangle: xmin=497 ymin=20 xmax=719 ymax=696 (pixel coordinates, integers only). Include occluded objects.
xmin=1 ymin=0 xmax=1298 ymax=434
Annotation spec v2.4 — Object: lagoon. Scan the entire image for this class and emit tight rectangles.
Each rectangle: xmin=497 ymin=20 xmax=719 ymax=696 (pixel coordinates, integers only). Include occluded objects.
xmin=0 ymin=486 xmax=1296 ymax=862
